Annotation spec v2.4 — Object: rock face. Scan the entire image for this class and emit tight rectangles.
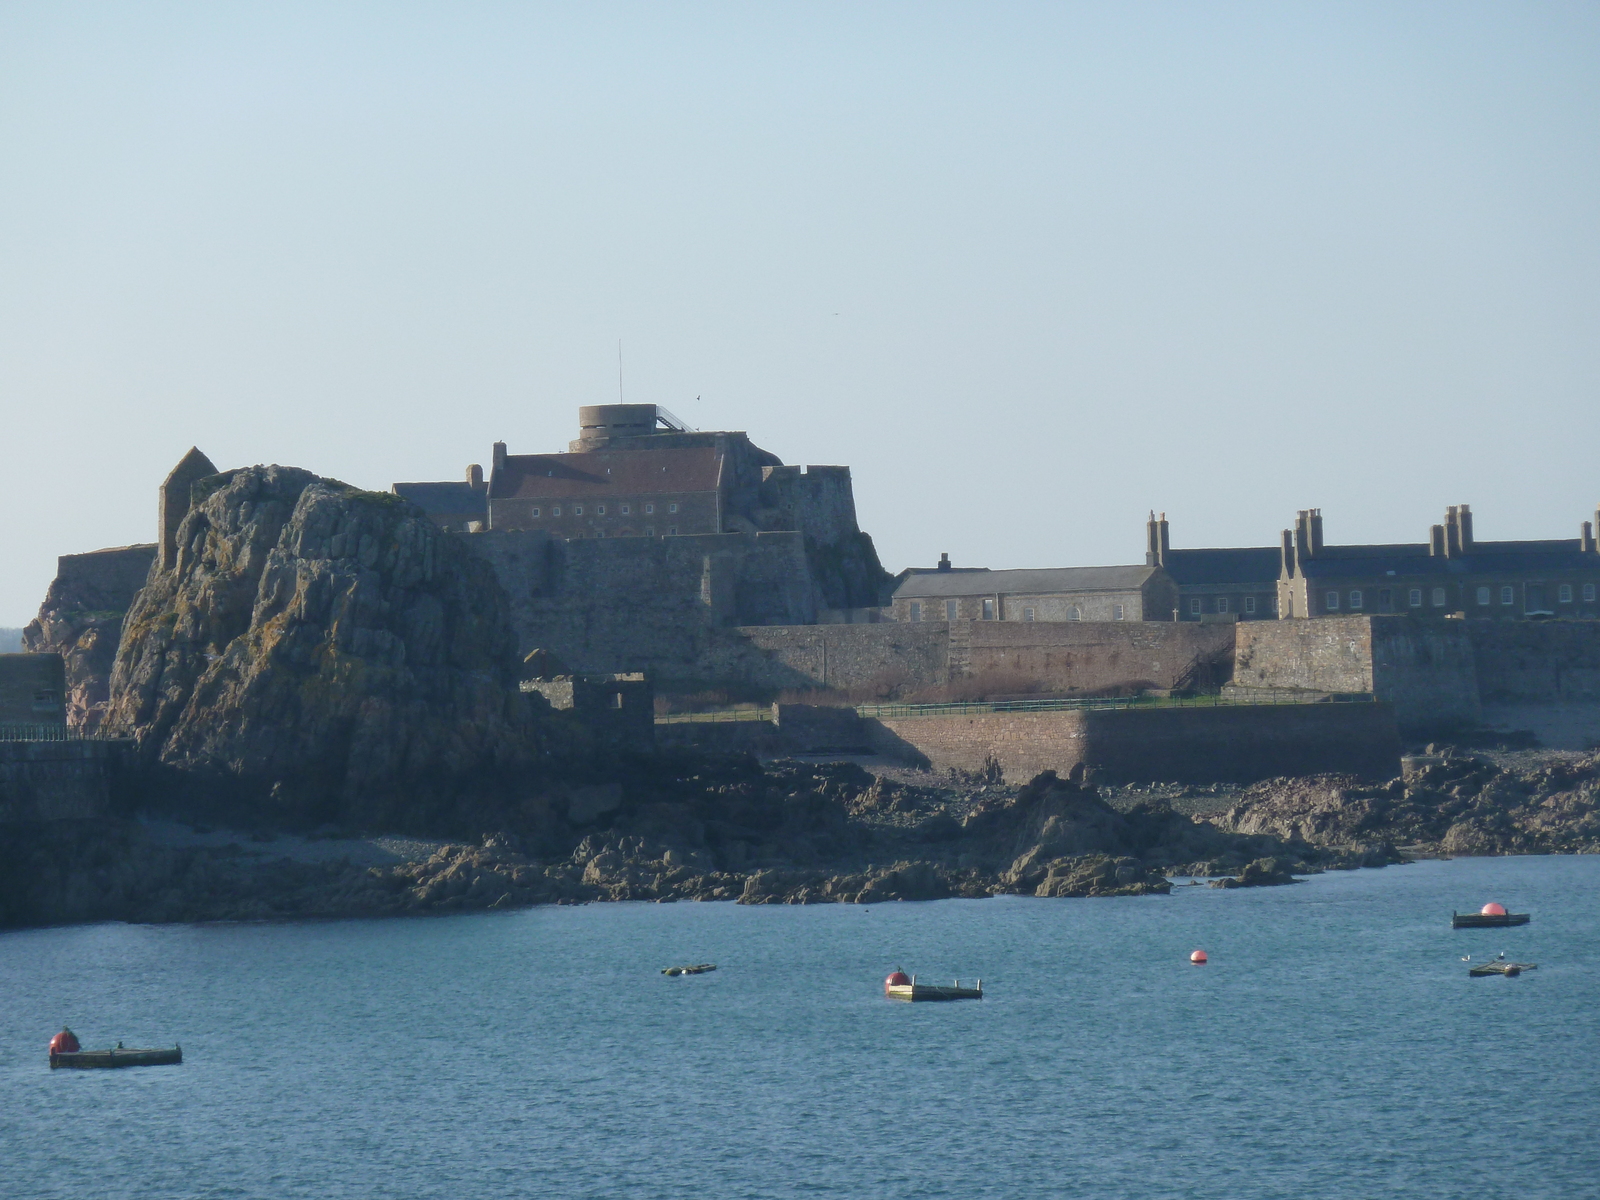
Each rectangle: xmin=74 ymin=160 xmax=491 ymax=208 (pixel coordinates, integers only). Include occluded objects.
xmin=1210 ymin=857 xmax=1298 ymax=888
xmin=104 ymin=465 xmax=557 ymax=829
xmin=23 ymin=545 xmax=158 ymax=732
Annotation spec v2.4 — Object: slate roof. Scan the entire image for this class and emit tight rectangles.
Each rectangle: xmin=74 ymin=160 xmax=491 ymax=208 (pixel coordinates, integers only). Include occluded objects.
xmin=895 ymin=565 xmax=1160 ymax=598
xmin=1298 ymin=540 xmax=1596 ymax=579
xmin=392 ymin=481 xmax=487 ymax=522
xmin=490 ymin=448 xmax=722 ymax=500
xmin=1160 ymin=547 xmax=1281 ymax=587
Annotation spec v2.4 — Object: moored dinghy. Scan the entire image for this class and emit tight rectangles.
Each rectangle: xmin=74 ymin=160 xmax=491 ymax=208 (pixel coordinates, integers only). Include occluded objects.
xmin=50 ymin=1045 xmax=182 ymax=1069
xmin=884 ymin=968 xmax=983 ymax=1002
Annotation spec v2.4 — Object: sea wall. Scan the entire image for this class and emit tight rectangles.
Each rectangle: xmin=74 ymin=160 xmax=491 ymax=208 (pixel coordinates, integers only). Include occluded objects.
xmin=0 ymin=739 xmax=125 ymax=822
xmin=866 ymin=702 xmax=1401 ymax=785
xmin=1467 ymin=621 xmax=1600 ymax=702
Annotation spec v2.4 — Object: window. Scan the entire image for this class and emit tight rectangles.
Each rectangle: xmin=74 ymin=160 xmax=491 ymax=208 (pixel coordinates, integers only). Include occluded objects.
xmin=1501 ymin=586 xmax=1514 ymax=605
xmin=596 ymin=505 xmax=605 ymax=515
xmin=1069 ymin=606 xmax=1082 ymax=621
xmin=646 ymin=527 xmax=654 ymax=537
xmin=1113 ymin=604 xmax=1125 ymax=621
xmin=1216 ymin=597 xmax=1228 ymax=613
xmin=1559 ymin=584 xmax=1573 ymax=604
xmin=1244 ymin=596 xmax=1256 ymax=615
xmin=530 ymin=507 xmax=540 ymax=518
xmin=1477 ymin=587 xmax=1490 ymax=605
xmin=32 ymin=690 xmax=58 ymax=706
xmin=610 ymin=692 xmax=624 ymax=709
xmin=981 ymin=598 xmax=996 ymax=621
xmin=574 ymin=506 xmax=584 ymax=516
xmin=1432 ymin=587 xmax=1446 ymax=607
xmin=909 ymin=601 xmax=922 ymax=622
xmin=645 ymin=504 xmax=655 ymax=514
xmin=620 ymin=504 xmax=631 ymax=515
xmin=1023 ymin=607 xmax=1035 ymax=622
xmin=1586 ymin=584 xmax=1597 ymax=603
xmin=1189 ymin=598 xmax=1202 ymax=616
xmin=1349 ymin=590 xmax=1362 ymax=610
xmin=668 ymin=526 xmax=677 ymax=536
xmin=945 ymin=600 xmax=958 ymax=621
xmin=1378 ymin=589 xmax=1391 ymax=609
xmin=1409 ymin=589 xmax=1422 ymax=607
xmin=1326 ymin=591 xmax=1340 ymax=611
xmin=668 ymin=503 xmax=679 ymax=513
xmin=552 ymin=506 xmax=562 ymax=516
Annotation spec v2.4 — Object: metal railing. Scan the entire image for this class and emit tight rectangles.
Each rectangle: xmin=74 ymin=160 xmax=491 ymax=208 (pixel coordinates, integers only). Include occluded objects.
xmin=655 ymin=707 xmax=773 ymax=725
xmin=0 ymin=723 xmax=80 ymax=742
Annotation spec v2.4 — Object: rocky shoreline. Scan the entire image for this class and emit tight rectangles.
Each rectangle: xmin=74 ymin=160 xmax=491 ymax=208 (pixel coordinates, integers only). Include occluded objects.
xmin=6 ymin=746 xmax=1594 ymax=929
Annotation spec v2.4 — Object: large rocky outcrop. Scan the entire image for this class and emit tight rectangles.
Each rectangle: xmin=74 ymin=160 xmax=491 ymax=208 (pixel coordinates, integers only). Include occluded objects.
xmin=104 ymin=465 xmax=562 ymax=829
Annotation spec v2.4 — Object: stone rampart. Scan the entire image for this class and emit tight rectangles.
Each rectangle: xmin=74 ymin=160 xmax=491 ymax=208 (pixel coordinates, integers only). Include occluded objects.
xmin=960 ymin=621 xmax=1235 ymax=693
xmin=1467 ymin=620 xmax=1600 ymax=702
xmin=0 ymin=739 xmax=124 ymax=822
xmin=866 ymin=702 xmax=1401 ymax=785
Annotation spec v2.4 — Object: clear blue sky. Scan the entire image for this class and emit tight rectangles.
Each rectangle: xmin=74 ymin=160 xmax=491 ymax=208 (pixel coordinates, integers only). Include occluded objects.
xmin=2 ymin=2 xmax=1597 ymax=624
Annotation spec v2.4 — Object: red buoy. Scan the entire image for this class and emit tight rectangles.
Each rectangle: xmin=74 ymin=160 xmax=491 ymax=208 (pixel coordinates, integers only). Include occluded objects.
xmin=48 ymin=1028 xmax=80 ymax=1056
xmin=885 ymin=969 xmax=911 ymax=993
xmin=1481 ymin=902 xmax=1507 ymax=916
xmin=1190 ymin=950 xmax=1207 ymax=964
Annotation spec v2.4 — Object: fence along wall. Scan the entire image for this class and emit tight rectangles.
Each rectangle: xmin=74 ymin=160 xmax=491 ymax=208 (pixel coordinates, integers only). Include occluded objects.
xmin=866 ymin=702 xmax=1402 ymax=785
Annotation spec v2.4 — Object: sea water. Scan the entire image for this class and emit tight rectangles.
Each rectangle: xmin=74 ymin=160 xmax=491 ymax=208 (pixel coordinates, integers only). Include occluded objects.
xmin=2 ymin=856 xmax=1597 ymax=1200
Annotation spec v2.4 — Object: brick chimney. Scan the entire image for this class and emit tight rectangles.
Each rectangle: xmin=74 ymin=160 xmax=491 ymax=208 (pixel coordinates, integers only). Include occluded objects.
xmin=1309 ymin=509 xmax=1323 ymax=556
xmin=1444 ymin=506 xmax=1462 ymax=557
xmin=1429 ymin=524 xmax=1445 ymax=556
xmin=1582 ymin=520 xmax=1596 ymax=554
xmin=1280 ymin=528 xmax=1296 ymax=577
xmin=937 ymin=552 xmax=951 ymax=572
xmin=1458 ymin=503 xmax=1474 ymax=551
xmin=467 ymin=463 xmax=484 ymax=488
xmin=492 ymin=441 xmax=507 ymax=472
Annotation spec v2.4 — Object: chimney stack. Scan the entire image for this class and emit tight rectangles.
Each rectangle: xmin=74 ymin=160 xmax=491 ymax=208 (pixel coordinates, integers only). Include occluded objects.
xmin=1444 ymin=506 xmax=1462 ymax=557
xmin=1583 ymin=520 xmax=1596 ymax=554
xmin=1280 ymin=528 xmax=1296 ymax=577
xmin=1145 ymin=512 xmax=1160 ymax=566
xmin=1458 ymin=503 xmax=1474 ymax=551
xmin=1429 ymin=524 xmax=1445 ymax=556
xmin=492 ymin=441 xmax=507 ymax=472
xmin=937 ymin=552 xmax=951 ymax=572
xmin=466 ymin=463 xmax=483 ymax=488
xmin=1158 ymin=512 xmax=1170 ymax=565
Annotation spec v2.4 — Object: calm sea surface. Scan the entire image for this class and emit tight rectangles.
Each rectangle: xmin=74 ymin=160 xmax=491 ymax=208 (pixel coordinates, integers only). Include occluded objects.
xmin=2 ymin=857 xmax=1598 ymax=1200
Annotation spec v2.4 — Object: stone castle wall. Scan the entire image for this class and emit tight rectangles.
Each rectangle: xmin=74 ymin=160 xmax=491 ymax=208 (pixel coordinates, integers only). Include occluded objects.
xmin=0 ymin=739 xmax=123 ymax=822
xmin=866 ymin=702 xmax=1401 ymax=785
xmin=1466 ymin=620 xmax=1600 ymax=702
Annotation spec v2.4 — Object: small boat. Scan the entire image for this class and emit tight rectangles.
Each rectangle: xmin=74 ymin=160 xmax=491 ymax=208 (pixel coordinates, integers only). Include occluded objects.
xmin=661 ymin=963 xmax=716 ymax=976
xmin=1452 ymin=910 xmax=1530 ymax=929
xmin=1468 ymin=955 xmax=1537 ymax=978
xmin=884 ymin=969 xmax=982 ymax=1002
xmin=50 ymin=1045 xmax=182 ymax=1069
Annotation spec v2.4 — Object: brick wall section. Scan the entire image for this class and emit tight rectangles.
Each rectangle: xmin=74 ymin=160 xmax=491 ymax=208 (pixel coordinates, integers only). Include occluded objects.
xmin=1467 ymin=621 xmax=1600 ymax=702
xmin=0 ymin=740 xmax=120 ymax=822
xmin=961 ymin=621 xmax=1235 ymax=692
xmin=1235 ymin=616 xmax=1480 ymax=732
xmin=1233 ymin=617 xmax=1375 ymax=692
xmin=867 ymin=702 xmax=1401 ymax=784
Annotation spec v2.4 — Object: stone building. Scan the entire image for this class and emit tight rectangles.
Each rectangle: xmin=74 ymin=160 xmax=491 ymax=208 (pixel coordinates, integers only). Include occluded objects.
xmin=0 ymin=653 xmax=66 ymax=729
xmin=392 ymin=466 xmax=487 ymax=531
xmin=1144 ymin=513 xmax=1280 ymax=620
xmin=890 ymin=560 xmax=1178 ymax=623
xmin=1278 ymin=504 xmax=1600 ymax=619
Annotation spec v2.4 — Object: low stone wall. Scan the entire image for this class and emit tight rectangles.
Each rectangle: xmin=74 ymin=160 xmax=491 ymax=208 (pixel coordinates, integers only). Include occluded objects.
xmin=960 ymin=621 xmax=1234 ymax=693
xmin=867 ymin=702 xmax=1401 ymax=785
xmin=0 ymin=740 xmax=125 ymax=822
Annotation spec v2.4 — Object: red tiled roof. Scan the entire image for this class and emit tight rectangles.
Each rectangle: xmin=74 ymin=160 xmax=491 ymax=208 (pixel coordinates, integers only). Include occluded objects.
xmin=490 ymin=448 xmax=722 ymax=500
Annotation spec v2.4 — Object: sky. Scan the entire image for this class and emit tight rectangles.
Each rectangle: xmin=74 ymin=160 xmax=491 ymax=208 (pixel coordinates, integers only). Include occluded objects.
xmin=2 ymin=1 xmax=1598 ymax=625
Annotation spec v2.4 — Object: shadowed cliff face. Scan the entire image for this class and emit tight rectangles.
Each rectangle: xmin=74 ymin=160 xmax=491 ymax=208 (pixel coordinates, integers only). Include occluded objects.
xmin=106 ymin=465 xmax=556 ymax=829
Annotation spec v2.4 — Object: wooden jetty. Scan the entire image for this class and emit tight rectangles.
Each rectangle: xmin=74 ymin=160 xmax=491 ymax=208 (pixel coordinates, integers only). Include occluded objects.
xmin=1468 ymin=957 xmax=1537 ymax=978
xmin=885 ymin=974 xmax=983 ymax=1002
xmin=1452 ymin=911 xmax=1530 ymax=929
xmin=661 ymin=963 xmax=716 ymax=976
xmin=50 ymin=1046 xmax=182 ymax=1069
